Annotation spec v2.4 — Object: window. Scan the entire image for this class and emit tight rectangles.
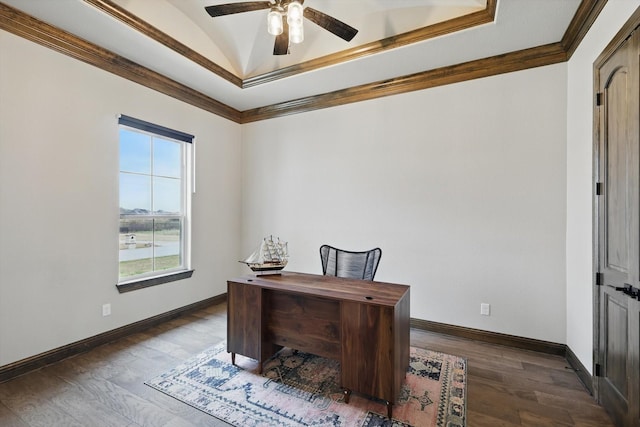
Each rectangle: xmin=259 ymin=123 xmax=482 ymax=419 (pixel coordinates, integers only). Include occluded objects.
xmin=117 ymin=115 xmax=193 ymax=292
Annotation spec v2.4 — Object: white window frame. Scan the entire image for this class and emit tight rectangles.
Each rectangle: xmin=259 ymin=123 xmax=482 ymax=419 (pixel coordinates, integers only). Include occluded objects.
xmin=116 ymin=115 xmax=194 ymax=292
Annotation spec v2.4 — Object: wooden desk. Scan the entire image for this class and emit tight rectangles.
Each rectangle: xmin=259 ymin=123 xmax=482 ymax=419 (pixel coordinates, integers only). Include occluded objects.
xmin=227 ymin=271 xmax=410 ymax=417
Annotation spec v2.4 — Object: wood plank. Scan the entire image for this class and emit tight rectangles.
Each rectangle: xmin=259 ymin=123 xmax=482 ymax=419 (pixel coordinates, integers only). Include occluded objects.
xmin=0 ymin=371 xmax=95 ymax=427
xmin=265 ymin=291 xmax=341 ymax=359
xmin=232 ymin=272 xmax=410 ymax=306
xmin=227 ymin=281 xmax=262 ymax=360
xmin=0 ymin=300 xmax=614 ymax=427
xmin=466 ymin=410 xmax=521 ymax=427
xmin=108 ymin=366 xmax=230 ymax=427
xmin=0 ymin=400 xmax=30 ymax=427
xmin=410 ymin=328 xmax=615 ymax=426
xmin=341 ymin=301 xmax=396 ymax=401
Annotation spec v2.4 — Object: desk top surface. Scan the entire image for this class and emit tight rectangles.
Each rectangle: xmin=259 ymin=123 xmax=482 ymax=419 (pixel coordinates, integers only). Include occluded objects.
xmin=228 ymin=271 xmax=409 ymax=307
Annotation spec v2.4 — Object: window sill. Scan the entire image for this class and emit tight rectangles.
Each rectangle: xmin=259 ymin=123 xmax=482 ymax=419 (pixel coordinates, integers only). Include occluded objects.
xmin=116 ymin=269 xmax=194 ymax=293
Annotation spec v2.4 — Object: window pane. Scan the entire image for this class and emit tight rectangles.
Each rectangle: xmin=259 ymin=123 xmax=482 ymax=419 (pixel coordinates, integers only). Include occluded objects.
xmin=120 ymin=173 xmax=151 ymax=213
xmin=119 ymin=218 xmax=153 ymax=278
xmin=153 ymin=176 xmax=181 ymax=214
xmin=153 ymin=138 xmax=181 ymax=178
xmin=118 ymin=118 xmax=189 ymax=284
xmin=154 ymin=218 xmax=182 ymax=272
xmin=120 ymin=129 xmax=150 ymax=174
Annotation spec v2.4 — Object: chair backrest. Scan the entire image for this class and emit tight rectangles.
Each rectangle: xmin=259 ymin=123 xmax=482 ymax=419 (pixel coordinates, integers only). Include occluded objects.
xmin=319 ymin=245 xmax=382 ymax=281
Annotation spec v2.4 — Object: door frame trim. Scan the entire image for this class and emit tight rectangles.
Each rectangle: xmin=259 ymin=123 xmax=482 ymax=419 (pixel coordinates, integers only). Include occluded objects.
xmin=592 ymin=6 xmax=640 ymax=403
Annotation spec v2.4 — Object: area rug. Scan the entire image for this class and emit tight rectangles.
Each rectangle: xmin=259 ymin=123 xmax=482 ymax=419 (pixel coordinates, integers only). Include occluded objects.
xmin=145 ymin=342 xmax=466 ymax=427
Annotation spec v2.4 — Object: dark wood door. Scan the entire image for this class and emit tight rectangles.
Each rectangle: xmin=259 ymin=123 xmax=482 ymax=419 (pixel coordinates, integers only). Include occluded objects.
xmin=597 ymin=29 xmax=640 ymax=427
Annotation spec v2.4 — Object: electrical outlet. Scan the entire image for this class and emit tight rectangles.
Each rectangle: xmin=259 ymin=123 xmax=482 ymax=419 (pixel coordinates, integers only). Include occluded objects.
xmin=102 ymin=303 xmax=111 ymax=317
xmin=480 ymin=303 xmax=490 ymax=316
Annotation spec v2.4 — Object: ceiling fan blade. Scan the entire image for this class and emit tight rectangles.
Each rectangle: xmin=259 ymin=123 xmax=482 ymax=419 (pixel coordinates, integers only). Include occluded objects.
xmin=304 ymin=7 xmax=358 ymax=42
xmin=273 ymin=20 xmax=289 ymax=55
xmin=205 ymin=2 xmax=272 ymax=17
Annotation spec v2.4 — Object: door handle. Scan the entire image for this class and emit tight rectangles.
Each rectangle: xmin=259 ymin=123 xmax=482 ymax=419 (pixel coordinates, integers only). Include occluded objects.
xmin=615 ymin=283 xmax=640 ymax=299
xmin=614 ymin=283 xmax=630 ymax=291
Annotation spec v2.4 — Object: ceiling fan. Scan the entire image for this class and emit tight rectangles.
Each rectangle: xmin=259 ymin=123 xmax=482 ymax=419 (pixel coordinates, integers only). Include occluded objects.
xmin=205 ymin=1 xmax=358 ymax=55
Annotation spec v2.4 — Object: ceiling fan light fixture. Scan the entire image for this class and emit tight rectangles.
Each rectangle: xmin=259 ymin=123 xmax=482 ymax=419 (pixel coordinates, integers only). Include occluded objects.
xmin=289 ymin=22 xmax=304 ymax=44
xmin=204 ymin=1 xmax=357 ymax=55
xmin=267 ymin=8 xmax=283 ymax=36
xmin=286 ymin=1 xmax=303 ymax=27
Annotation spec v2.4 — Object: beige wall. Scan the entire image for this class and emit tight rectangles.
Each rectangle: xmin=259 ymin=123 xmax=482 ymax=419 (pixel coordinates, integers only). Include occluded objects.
xmin=242 ymin=63 xmax=568 ymax=343
xmin=0 ymin=31 xmax=243 ymax=366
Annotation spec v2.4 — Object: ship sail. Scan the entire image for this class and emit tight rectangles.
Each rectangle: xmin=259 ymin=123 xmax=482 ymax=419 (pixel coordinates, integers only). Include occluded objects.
xmin=242 ymin=236 xmax=288 ymax=274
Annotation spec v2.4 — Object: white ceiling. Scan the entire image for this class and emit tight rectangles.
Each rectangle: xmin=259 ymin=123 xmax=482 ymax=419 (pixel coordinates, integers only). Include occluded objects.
xmin=3 ymin=0 xmax=582 ymax=111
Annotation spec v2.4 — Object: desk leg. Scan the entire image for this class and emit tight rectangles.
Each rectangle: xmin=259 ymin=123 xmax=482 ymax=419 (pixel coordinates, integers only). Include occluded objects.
xmin=231 ymin=352 xmax=236 ymax=365
xmin=343 ymin=389 xmax=351 ymax=404
xmin=386 ymin=401 xmax=392 ymax=419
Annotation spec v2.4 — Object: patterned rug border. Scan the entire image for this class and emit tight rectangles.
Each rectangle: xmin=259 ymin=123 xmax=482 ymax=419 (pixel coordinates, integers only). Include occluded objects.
xmin=145 ymin=341 xmax=467 ymax=427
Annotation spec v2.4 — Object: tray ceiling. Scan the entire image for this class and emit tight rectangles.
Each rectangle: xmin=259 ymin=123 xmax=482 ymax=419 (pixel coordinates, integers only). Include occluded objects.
xmin=1 ymin=0 xmax=583 ymax=115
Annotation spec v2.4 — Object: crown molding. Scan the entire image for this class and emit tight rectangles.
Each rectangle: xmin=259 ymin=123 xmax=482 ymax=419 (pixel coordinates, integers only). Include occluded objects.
xmin=242 ymin=0 xmax=497 ymax=87
xmin=0 ymin=0 xmax=605 ymax=124
xmin=241 ymin=42 xmax=567 ymax=123
xmin=241 ymin=0 xmax=600 ymax=122
xmin=83 ymin=0 xmax=496 ymax=88
xmin=562 ymin=0 xmax=608 ymax=59
xmin=595 ymin=1 xmax=640 ymax=68
xmin=0 ymin=2 xmax=242 ymax=123
xmin=83 ymin=0 xmax=243 ymax=88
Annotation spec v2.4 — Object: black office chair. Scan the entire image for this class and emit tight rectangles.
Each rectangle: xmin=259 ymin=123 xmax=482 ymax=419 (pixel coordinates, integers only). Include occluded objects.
xmin=319 ymin=245 xmax=382 ymax=281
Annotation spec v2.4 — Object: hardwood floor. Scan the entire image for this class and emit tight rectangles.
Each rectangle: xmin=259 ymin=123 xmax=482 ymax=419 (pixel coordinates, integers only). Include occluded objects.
xmin=411 ymin=329 xmax=614 ymax=427
xmin=0 ymin=302 xmax=614 ymax=427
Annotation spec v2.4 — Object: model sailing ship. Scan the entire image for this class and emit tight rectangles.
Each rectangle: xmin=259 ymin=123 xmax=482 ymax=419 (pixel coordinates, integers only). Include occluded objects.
xmin=241 ymin=235 xmax=289 ymax=275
